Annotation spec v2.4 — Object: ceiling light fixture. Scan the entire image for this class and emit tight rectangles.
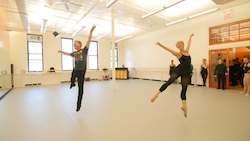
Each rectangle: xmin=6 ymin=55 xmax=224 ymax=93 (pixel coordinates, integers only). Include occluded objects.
xmin=142 ymin=0 xmax=184 ymax=19
xmin=41 ymin=19 xmax=48 ymax=33
xmin=189 ymin=8 xmax=219 ymax=18
xmin=164 ymin=0 xmax=184 ymax=8
xmin=142 ymin=7 xmax=165 ymax=19
xmin=96 ymin=32 xmax=111 ymax=40
xmin=66 ymin=0 xmax=102 ymax=34
xmin=105 ymin=0 xmax=119 ymax=8
xmin=166 ymin=18 xmax=187 ymax=26
xmin=116 ymin=35 xmax=134 ymax=42
xmin=72 ymin=26 xmax=85 ymax=37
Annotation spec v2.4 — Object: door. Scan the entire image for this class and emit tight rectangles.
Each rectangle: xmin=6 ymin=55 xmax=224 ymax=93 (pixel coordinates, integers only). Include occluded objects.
xmin=209 ymin=49 xmax=229 ymax=89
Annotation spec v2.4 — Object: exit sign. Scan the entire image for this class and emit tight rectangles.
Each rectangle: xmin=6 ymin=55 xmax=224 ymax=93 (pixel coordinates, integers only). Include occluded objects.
xmin=224 ymin=11 xmax=233 ymax=19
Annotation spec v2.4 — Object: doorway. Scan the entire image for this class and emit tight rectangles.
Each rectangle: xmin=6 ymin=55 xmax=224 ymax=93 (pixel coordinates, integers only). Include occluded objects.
xmin=209 ymin=49 xmax=229 ymax=89
xmin=228 ymin=47 xmax=250 ymax=91
xmin=209 ymin=47 xmax=250 ymax=90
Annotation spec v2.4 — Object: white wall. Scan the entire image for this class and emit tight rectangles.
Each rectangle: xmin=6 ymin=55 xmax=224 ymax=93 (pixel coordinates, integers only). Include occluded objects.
xmin=0 ymin=29 xmax=12 ymax=89
xmin=121 ymin=3 xmax=250 ymax=86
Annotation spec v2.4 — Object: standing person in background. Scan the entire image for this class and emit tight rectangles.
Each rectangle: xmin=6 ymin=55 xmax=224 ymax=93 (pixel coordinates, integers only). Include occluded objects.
xmin=241 ymin=57 xmax=250 ymax=96
xmin=200 ymin=59 xmax=208 ymax=87
xmin=232 ymin=59 xmax=237 ymax=86
xmin=229 ymin=60 xmax=234 ymax=86
xmin=214 ymin=59 xmax=227 ymax=90
xmin=235 ymin=58 xmax=241 ymax=86
xmin=169 ymin=60 xmax=177 ymax=84
xmin=239 ymin=59 xmax=245 ymax=87
xmin=188 ymin=64 xmax=193 ymax=86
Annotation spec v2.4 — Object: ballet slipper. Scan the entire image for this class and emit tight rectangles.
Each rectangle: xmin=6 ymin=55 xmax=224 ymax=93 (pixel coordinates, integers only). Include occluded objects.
xmin=181 ymin=107 xmax=187 ymax=118
xmin=151 ymin=95 xmax=158 ymax=102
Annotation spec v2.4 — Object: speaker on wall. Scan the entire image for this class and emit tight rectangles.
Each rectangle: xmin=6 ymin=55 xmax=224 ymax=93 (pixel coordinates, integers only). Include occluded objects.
xmin=53 ymin=31 xmax=59 ymax=38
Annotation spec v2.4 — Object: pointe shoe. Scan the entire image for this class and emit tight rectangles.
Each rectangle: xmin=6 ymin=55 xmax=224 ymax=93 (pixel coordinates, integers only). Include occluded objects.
xmin=151 ymin=95 xmax=158 ymax=102
xmin=181 ymin=107 xmax=187 ymax=118
xmin=245 ymin=94 xmax=249 ymax=97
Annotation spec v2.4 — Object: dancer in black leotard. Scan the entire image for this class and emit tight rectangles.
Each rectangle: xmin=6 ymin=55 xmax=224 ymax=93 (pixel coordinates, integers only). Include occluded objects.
xmin=242 ymin=57 xmax=250 ymax=96
xmin=169 ymin=60 xmax=176 ymax=84
xmin=151 ymin=33 xmax=194 ymax=117
xmin=200 ymin=59 xmax=208 ymax=87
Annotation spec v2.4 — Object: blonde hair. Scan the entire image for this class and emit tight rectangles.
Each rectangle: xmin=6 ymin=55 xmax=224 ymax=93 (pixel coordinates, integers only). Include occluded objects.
xmin=176 ymin=41 xmax=184 ymax=46
xmin=75 ymin=40 xmax=82 ymax=47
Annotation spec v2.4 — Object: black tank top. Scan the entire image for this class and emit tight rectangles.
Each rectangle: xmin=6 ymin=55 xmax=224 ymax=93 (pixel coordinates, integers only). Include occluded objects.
xmin=170 ymin=66 xmax=175 ymax=75
xmin=174 ymin=53 xmax=191 ymax=76
xmin=244 ymin=63 xmax=250 ymax=73
xmin=201 ymin=66 xmax=208 ymax=74
xmin=178 ymin=54 xmax=191 ymax=69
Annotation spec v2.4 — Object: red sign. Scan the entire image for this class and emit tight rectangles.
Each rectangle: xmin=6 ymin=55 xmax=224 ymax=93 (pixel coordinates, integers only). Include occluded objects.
xmin=224 ymin=12 xmax=232 ymax=19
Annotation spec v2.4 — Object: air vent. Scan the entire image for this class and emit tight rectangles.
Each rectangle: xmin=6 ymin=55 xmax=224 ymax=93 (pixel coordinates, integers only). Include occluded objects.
xmin=25 ymin=83 xmax=41 ymax=86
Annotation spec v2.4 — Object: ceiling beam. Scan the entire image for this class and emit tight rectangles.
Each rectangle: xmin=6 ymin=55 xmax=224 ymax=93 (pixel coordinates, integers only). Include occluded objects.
xmin=15 ymin=0 xmax=30 ymax=33
xmin=66 ymin=0 xmax=102 ymax=34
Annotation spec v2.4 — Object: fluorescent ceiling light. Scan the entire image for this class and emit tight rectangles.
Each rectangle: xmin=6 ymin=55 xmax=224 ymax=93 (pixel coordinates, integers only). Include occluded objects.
xmin=105 ymin=0 xmax=118 ymax=8
xmin=165 ymin=0 xmax=184 ymax=8
xmin=142 ymin=0 xmax=184 ymax=19
xmin=41 ymin=19 xmax=48 ymax=33
xmin=166 ymin=18 xmax=187 ymax=26
xmin=116 ymin=35 xmax=134 ymax=42
xmin=72 ymin=26 xmax=85 ymax=37
xmin=66 ymin=0 xmax=102 ymax=34
xmin=189 ymin=8 xmax=219 ymax=18
xmin=96 ymin=32 xmax=111 ymax=40
xmin=142 ymin=7 xmax=165 ymax=19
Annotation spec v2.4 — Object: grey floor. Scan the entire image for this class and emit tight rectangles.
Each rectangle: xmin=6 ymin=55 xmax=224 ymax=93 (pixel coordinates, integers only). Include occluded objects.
xmin=0 ymin=89 xmax=11 ymax=98
xmin=0 ymin=79 xmax=250 ymax=141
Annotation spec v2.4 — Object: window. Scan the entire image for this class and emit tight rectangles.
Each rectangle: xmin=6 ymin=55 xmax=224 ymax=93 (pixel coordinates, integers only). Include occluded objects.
xmin=209 ymin=18 xmax=250 ymax=45
xmin=110 ymin=43 xmax=118 ymax=68
xmin=88 ymin=41 xmax=98 ymax=69
xmin=61 ymin=38 xmax=73 ymax=70
xmin=27 ymin=35 xmax=43 ymax=71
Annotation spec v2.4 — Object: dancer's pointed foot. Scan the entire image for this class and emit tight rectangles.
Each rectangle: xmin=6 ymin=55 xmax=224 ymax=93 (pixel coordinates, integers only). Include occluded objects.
xmin=151 ymin=95 xmax=158 ymax=102
xmin=70 ymin=83 xmax=76 ymax=89
xmin=76 ymin=106 xmax=81 ymax=112
xmin=181 ymin=107 xmax=187 ymax=118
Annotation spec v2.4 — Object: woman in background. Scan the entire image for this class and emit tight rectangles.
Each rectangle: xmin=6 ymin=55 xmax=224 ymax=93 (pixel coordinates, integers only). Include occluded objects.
xmin=200 ymin=59 xmax=208 ymax=87
xmin=169 ymin=60 xmax=177 ymax=84
xmin=242 ymin=57 xmax=250 ymax=96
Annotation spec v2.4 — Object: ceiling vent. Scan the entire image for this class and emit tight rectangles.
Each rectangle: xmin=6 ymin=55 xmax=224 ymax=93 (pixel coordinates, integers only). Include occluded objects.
xmin=212 ymin=0 xmax=235 ymax=5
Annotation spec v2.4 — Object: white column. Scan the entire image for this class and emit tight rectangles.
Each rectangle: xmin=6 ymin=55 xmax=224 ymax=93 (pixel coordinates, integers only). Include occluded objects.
xmin=111 ymin=7 xmax=116 ymax=90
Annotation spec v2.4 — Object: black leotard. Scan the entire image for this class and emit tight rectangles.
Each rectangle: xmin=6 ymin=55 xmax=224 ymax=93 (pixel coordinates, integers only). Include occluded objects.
xmin=173 ymin=53 xmax=191 ymax=77
xmin=201 ymin=66 xmax=208 ymax=75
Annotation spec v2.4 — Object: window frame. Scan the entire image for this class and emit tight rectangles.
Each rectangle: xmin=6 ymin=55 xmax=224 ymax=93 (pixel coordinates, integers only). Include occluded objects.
xmin=61 ymin=37 xmax=74 ymax=71
xmin=88 ymin=41 xmax=99 ymax=70
xmin=110 ymin=43 xmax=118 ymax=68
xmin=27 ymin=34 xmax=44 ymax=72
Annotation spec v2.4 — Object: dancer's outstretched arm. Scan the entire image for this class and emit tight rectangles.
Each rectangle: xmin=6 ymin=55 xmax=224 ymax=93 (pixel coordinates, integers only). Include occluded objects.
xmin=185 ymin=33 xmax=194 ymax=52
xmin=58 ymin=50 xmax=70 ymax=56
xmin=156 ymin=42 xmax=181 ymax=58
xmin=86 ymin=25 xmax=96 ymax=49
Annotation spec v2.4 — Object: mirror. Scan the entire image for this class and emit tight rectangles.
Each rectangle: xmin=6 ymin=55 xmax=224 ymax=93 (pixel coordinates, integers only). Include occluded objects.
xmin=0 ymin=47 xmax=12 ymax=98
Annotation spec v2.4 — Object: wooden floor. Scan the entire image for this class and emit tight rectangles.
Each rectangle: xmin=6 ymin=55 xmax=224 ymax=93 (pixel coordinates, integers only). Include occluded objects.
xmin=0 ymin=79 xmax=250 ymax=141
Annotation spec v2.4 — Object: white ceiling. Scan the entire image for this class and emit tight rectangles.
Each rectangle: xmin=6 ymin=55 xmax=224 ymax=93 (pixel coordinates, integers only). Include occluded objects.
xmin=0 ymin=0 xmax=249 ymax=40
